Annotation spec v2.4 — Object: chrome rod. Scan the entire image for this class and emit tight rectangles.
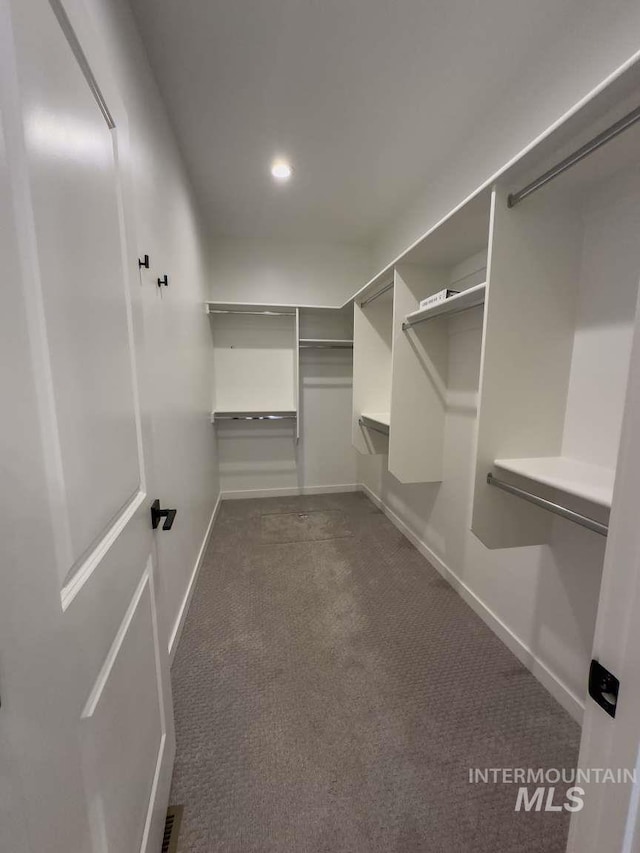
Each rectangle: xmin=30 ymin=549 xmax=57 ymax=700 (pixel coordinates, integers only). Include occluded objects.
xmin=508 ymin=103 xmax=640 ymax=208
xmin=214 ymin=412 xmax=297 ymax=421
xmin=359 ymin=417 xmax=389 ymax=437
xmin=486 ymin=473 xmax=608 ymax=536
xmin=360 ymin=280 xmax=394 ymax=308
xmin=208 ymin=308 xmax=295 ymax=317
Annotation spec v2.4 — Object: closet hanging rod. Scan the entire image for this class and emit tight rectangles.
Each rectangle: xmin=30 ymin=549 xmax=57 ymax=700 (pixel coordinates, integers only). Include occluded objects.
xmin=214 ymin=412 xmax=297 ymax=421
xmin=208 ymin=308 xmax=295 ymax=317
xmin=508 ymin=103 xmax=640 ymax=208
xmin=358 ymin=417 xmax=390 ymax=437
xmin=486 ymin=473 xmax=608 ymax=536
xmin=359 ymin=280 xmax=394 ymax=308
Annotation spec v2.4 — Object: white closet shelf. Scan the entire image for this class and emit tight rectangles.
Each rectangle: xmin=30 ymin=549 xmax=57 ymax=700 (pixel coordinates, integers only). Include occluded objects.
xmin=212 ymin=410 xmax=297 ymax=423
xmin=206 ymin=300 xmax=336 ymax=313
xmin=359 ymin=412 xmax=390 ymax=436
xmin=402 ymin=282 xmax=486 ymax=330
xmin=493 ymin=456 xmax=615 ymax=508
xmin=207 ymin=303 xmax=296 ymax=317
xmin=361 ymin=411 xmax=390 ymax=426
xmin=299 ymin=338 xmax=354 ymax=348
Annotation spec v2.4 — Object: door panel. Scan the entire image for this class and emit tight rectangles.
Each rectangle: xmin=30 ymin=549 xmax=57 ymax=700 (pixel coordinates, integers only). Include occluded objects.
xmin=0 ymin=0 xmax=175 ymax=851
xmin=80 ymin=567 xmax=165 ymax=853
xmin=18 ymin=0 xmax=141 ymax=583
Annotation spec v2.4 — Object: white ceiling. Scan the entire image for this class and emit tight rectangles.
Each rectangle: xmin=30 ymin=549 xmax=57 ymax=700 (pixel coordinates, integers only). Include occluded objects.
xmin=128 ymin=0 xmax=578 ymax=245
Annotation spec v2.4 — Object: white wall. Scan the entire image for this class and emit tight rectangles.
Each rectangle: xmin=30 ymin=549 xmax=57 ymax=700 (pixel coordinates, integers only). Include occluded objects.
xmin=86 ymin=0 xmax=219 ymax=653
xmin=210 ymin=237 xmax=371 ymax=306
xmin=210 ymin=239 xmax=368 ymax=496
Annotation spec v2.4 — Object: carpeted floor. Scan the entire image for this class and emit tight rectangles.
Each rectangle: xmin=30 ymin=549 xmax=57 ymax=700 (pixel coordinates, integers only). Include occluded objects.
xmin=170 ymin=492 xmax=579 ymax=852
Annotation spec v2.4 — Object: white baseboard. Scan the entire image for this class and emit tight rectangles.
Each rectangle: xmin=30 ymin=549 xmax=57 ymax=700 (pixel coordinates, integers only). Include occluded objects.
xmin=220 ymin=483 xmax=359 ymax=500
xmin=359 ymin=483 xmax=584 ymax=723
xmin=168 ymin=492 xmax=222 ymax=664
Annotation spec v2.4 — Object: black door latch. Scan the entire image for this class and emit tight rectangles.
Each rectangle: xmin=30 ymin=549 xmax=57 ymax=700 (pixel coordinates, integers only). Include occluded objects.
xmin=589 ymin=659 xmax=619 ymax=718
xmin=151 ymin=499 xmax=177 ymax=530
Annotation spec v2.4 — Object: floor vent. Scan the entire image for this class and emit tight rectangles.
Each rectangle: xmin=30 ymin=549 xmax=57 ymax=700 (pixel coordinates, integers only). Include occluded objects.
xmin=162 ymin=805 xmax=183 ymax=853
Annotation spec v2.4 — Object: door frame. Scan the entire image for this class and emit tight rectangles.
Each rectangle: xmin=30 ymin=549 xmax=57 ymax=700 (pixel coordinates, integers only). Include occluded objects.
xmin=567 ymin=277 xmax=640 ymax=850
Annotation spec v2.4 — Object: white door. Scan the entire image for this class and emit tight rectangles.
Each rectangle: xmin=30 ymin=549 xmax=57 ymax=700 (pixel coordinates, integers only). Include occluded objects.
xmin=567 ymin=278 xmax=640 ymax=852
xmin=0 ymin=0 xmax=175 ymax=851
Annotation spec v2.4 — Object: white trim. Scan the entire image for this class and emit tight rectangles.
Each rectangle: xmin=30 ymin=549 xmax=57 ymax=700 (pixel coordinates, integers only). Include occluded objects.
xmin=220 ymin=483 xmax=359 ymax=500
xmin=61 ymin=488 xmax=147 ymax=611
xmin=359 ymin=482 xmax=584 ymax=723
xmin=82 ymin=566 xmax=150 ymax=719
xmin=168 ymin=493 xmax=222 ymax=664
xmin=138 ymin=731 xmax=167 ymax=853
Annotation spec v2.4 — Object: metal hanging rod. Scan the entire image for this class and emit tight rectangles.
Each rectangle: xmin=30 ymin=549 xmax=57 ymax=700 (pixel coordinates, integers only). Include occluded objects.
xmin=508 ymin=103 xmax=640 ymax=208
xmin=487 ymin=473 xmax=608 ymax=536
xmin=359 ymin=280 xmax=394 ymax=308
xmin=214 ymin=411 xmax=297 ymax=422
xmin=207 ymin=308 xmax=295 ymax=317
xmin=358 ymin=416 xmax=390 ymax=437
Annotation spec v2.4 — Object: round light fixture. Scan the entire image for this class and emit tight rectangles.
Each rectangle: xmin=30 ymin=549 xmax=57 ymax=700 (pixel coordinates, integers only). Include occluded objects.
xmin=271 ymin=159 xmax=292 ymax=181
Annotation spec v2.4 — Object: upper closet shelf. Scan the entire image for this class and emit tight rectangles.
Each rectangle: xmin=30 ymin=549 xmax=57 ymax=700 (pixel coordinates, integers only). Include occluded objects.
xmin=493 ymin=456 xmax=615 ymax=508
xmin=402 ymin=283 xmax=486 ymax=331
xmin=299 ymin=338 xmax=353 ymax=349
xmin=206 ymin=300 xmax=338 ymax=313
xmin=207 ymin=302 xmax=296 ymax=317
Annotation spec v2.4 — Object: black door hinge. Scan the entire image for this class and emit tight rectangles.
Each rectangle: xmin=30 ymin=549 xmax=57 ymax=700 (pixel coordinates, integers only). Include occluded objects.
xmin=157 ymin=274 xmax=168 ymax=288
xmin=138 ymin=254 xmax=150 ymax=269
xmin=589 ymin=659 xmax=619 ymax=718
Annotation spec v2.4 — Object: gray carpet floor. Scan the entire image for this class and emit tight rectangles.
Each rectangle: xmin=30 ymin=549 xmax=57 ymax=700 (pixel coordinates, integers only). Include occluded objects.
xmin=170 ymin=492 xmax=579 ymax=852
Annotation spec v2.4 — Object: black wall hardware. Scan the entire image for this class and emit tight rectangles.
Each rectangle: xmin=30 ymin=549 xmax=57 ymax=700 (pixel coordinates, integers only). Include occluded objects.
xmin=589 ymin=659 xmax=619 ymax=718
xmin=151 ymin=499 xmax=177 ymax=530
xmin=158 ymin=274 xmax=168 ymax=288
xmin=138 ymin=254 xmax=150 ymax=269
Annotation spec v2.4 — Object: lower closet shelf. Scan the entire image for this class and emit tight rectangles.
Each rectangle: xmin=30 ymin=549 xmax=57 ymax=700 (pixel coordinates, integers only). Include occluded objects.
xmin=493 ymin=456 xmax=614 ymax=508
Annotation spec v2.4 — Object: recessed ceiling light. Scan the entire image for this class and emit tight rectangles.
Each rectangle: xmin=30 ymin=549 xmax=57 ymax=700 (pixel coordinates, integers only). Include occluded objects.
xmin=271 ymin=159 xmax=292 ymax=181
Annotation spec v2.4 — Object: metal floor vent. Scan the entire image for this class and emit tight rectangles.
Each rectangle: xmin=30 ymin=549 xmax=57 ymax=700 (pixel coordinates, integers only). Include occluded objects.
xmin=161 ymin=805 xmax=183 ymax=853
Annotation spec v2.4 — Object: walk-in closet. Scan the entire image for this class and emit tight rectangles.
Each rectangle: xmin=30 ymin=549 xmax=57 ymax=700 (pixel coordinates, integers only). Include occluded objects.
xmin=4 ymin=1 xmax=640 ymax=851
